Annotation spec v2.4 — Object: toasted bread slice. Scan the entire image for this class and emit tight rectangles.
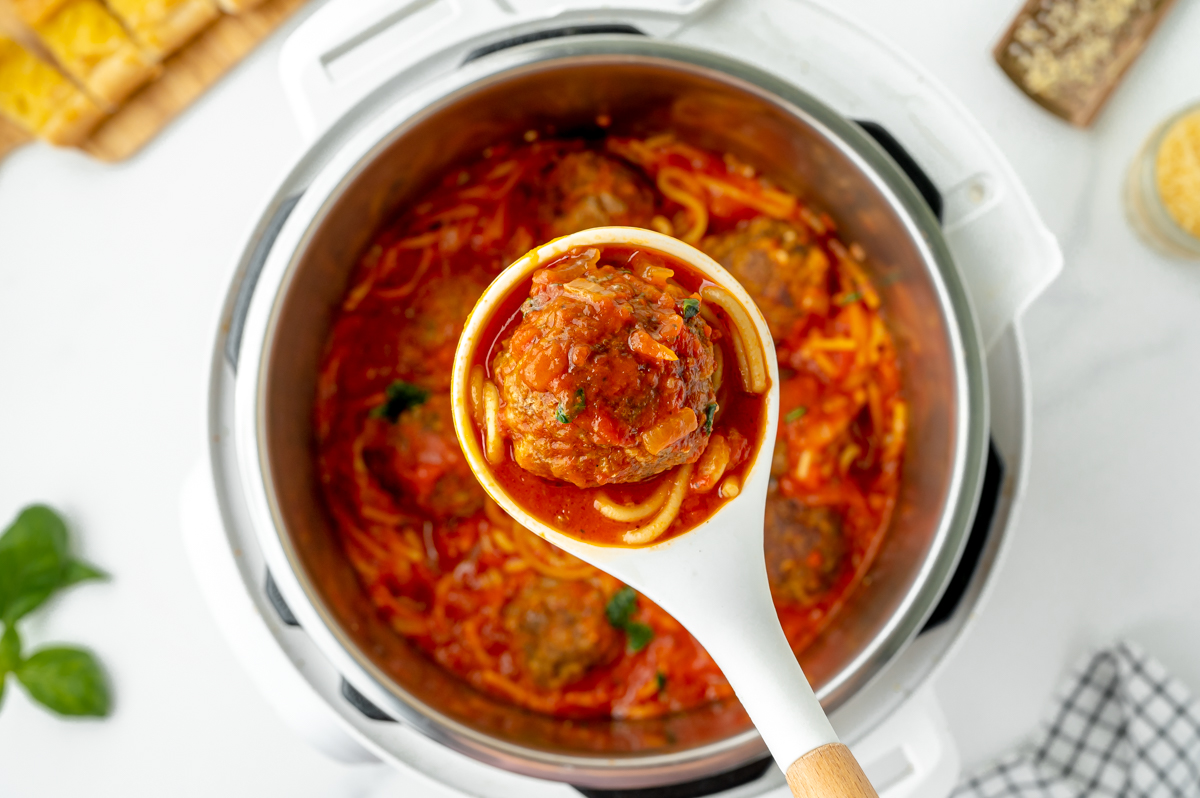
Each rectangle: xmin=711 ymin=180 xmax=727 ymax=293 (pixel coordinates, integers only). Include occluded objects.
xmin=35 ymin=0 xmax=159 ymax=107
xmin=104 ymin=0 xmax=219 ymax=60
xmin=0 ymin=36 xmax=103 ymax=145
xmin=9 ymin=0 xmax=70 ymax=25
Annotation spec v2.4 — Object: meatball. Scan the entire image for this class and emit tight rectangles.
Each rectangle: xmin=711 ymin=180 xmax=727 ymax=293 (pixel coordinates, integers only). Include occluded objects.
xmin=366 ymin=393 xmax=485 ymax=520
xmin=503 ymin=578 xmax=620 ymax=688
xmin=702 ymin=218 xmax=828 ymax=341
xmin=764 ymin=493 xmax=847 ymax=605
xmin=492 ymin=248 xmax=717 ymax=487
xmin=394 ymin=274 xmax=488 ymax=391
xmin=539 ymin=151 xmax=655 ymax=238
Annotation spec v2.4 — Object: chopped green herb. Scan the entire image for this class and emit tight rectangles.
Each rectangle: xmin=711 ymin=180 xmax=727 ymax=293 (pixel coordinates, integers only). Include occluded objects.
xmin=373 ymin=380 xmax=430 ymax=422
xmin=785 ymin=406 xmax=807 ymax=423
xmin=656 ymin=671 xmax=668 ymax=692
xmin=703 ymin=403 xmax=718 ymax=434
xmin=835 ymin=291 xmax=862 ymax=306
xmin=625 ymin=623 xmax=654 ymax=652
xmin=680 ymin=297 xmax=701 ymax=320
xmin=556 ymin=387 xmax=586 ymax=424
xmin=606 ymin=588 xmax=656 ymax=651
xmin=606 ymin=587 xmax=638 ymax=628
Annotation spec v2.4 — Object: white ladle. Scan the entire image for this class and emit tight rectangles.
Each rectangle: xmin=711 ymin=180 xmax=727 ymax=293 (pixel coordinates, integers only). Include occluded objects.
xmin=450 ymin=227 xmax=878 ymax=798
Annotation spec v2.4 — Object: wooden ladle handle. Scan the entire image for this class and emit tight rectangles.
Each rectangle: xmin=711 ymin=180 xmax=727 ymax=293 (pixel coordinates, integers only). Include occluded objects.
xmin=785 ymin=743 xmax=879 ymax=798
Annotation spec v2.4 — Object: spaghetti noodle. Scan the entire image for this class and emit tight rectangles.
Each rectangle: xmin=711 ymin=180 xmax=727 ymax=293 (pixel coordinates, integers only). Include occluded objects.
xmin=314 ymin=132 xmax=905 ymax=720
xmin=467 ymin=242 xmax=769 ymax=548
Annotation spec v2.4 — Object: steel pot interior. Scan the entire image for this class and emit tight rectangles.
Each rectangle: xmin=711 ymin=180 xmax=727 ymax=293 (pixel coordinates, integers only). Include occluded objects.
xmin=248 ymin=44 xmax=985 ymax=785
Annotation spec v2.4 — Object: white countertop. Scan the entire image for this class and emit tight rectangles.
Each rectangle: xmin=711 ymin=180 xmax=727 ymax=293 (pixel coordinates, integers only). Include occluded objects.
xmin=1 ymin=0 xmax=1198 ymax=794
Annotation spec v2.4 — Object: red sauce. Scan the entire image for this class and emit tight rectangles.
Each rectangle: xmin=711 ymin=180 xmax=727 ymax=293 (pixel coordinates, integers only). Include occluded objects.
xmin=314 ymin=134 xmax=905 ymax=720
xmin=470 ymin=243 xmax=768 ymax=547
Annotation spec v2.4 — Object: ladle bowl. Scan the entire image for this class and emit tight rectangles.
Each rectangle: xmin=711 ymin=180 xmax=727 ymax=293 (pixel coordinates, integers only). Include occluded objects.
xmin=450 ymin=227 xmax=877 ymax=797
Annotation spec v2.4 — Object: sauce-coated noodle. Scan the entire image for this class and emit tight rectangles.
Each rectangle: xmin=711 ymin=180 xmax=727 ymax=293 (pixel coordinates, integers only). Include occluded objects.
xmin=314 ymin=133 xmax=905 ymax=722
xmin=469 ymin=243 xmax=768 ymax=548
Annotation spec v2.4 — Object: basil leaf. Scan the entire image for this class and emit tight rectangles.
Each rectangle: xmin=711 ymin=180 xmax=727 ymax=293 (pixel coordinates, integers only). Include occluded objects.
xmin=680 ymin=297 xmax=701 ymax=320
xmin=61 ymin=559 xmax=108 ymax=588
xmin=605 ymin=587 xmax=638 ymax=628
xmin=835 ymin=291 xmax=862 ymax=306
xmin=785 ymin=406 xmax=807 ymax=424
xmin=0 ymin=505 xmax=70 ymax=624
xmin=656 ymin=671 xmax=667 ymax=692
xmin=373 ymin=380 xmax=430 ymax=423
xmin=556 ymin=388 xmax=586 ymax=424
xmin=16 ymin=647 xmax=110 ymax=717
xmin=0 ymin=507 xmax=106 ymax=625
xmin=0 ymin=625 xmax=20 ymax=674
xmin=703 ymin=403 xmax=718 ymax=434
xmin=625 ymin=623 xmax=654 ymax=652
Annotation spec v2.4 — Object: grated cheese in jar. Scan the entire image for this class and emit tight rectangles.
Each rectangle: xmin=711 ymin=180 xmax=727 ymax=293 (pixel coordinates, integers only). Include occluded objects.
xmin=1155 ymin=110 xmax=1200 ymax=241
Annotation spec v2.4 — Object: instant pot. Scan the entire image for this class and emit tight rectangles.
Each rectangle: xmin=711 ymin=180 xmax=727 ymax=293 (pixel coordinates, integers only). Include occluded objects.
xmin=182 ymin=1 xmax=1062 ymax=796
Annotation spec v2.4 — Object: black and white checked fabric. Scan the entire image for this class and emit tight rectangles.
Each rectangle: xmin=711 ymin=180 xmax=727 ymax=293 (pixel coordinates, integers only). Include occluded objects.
xmin=953 ymin=641 xmax=1200 ymax=798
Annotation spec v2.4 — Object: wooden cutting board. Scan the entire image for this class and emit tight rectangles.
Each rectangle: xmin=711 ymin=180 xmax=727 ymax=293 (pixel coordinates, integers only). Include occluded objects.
xmin=0 ymin=0 xmax=308 ymax=163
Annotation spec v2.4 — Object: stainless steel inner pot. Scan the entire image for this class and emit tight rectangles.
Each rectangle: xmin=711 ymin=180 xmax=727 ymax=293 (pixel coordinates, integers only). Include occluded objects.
xmin=235 ymin=38 xmax=987 ymax=789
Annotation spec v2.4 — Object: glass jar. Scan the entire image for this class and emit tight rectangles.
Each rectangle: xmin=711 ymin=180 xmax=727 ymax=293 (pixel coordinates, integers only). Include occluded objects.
xmin=1125 ymin=101 xmax=1200 ymax=260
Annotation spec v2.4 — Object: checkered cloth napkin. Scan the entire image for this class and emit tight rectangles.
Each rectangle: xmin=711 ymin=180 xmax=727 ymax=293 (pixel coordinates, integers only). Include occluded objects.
xmin=952 ymin=641 xmax=1200 ymax=798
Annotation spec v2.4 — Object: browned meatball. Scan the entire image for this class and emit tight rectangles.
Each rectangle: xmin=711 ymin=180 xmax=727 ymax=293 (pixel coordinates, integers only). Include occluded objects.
xmin=503 ymin=578 xmax=620 ymax=688
xmin=365 ymin=393 xmax=485 ymax=520
xmin=702 ymin=218 xmax=829 ymax=341
xmin=492 ymin=247 xmax=717 ymax=487
xmin=394 ymin=274 xmax=488 ymax=391
xmin=764 ymin=493 xmax=847 ymax=606
xmin=539 ymin=151 xmax=656 ymax=238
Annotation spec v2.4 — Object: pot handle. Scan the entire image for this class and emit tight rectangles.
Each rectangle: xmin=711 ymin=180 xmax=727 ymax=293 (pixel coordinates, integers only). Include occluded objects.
xmin=853 ymin=688 xmax=962 ymax=798
xmin=278 ymin=0 xmax=717 ymax=140
xmin=882 ymin=123 xmax=1061 ymax=352
xmin=851 ymin=119 xmax=1060 ymax=351
xmin=938 ymin=170 xmax=1062 ymax=352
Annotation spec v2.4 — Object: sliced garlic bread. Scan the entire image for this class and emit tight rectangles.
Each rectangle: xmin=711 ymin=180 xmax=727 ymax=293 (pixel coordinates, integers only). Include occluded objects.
xmin=0 ymin=36 xmax=103 ymax=145
xmin=104 ymin=0 xmax=219 ymax=60
xmin=35 ymin=0 xmax=159 ymax=107
xmin=9 ymin=0 xmax=70 ymax=25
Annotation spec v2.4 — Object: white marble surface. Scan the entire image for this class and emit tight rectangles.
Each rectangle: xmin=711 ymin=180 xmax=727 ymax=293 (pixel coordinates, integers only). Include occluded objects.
xmin=0 ymin=0 xmax=1198 ymax=794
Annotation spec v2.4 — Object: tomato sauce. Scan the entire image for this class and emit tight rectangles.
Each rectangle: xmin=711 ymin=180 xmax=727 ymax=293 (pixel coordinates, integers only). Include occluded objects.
xmin=470 ymin=243 xmax=768 ymax=547
xmin=314 ymin=133 xmax=905 ymax=720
